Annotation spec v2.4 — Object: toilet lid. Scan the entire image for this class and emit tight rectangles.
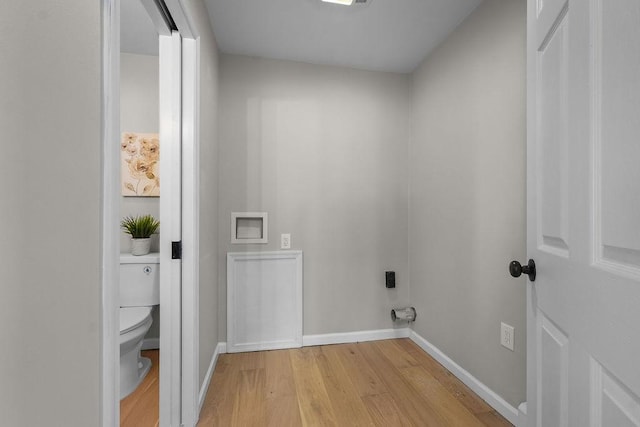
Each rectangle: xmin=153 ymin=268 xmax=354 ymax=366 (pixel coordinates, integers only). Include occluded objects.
xmin=120 ymin=306 xmax=152 ymax=335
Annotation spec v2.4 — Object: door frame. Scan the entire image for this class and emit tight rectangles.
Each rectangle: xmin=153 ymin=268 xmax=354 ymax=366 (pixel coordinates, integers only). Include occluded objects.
xmin=101 ymin=1 xmax=200 ymax=425
xmin=180 ymin=35 xmax=201 ymax=427
xmin=525 ymin=0 xmax=536 ymax=425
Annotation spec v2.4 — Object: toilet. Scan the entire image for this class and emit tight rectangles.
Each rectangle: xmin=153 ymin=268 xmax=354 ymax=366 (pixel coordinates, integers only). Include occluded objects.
xmin=119 ymin=253 xmax=160 ymax=399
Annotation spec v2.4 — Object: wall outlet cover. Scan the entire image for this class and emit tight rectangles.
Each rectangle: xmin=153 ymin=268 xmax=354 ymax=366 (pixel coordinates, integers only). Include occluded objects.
xmin=500 ymin=322 xmax=515 ymax=351
xmin=281 ymin=233 xmax=291 ymax=249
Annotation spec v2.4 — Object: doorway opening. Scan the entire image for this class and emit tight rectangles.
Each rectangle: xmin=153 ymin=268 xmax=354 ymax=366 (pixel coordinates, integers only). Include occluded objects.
xmin=101 ymin=0 xmax=200 ymax=425
xmin=119 ymin=1 xmax=161 ymax=424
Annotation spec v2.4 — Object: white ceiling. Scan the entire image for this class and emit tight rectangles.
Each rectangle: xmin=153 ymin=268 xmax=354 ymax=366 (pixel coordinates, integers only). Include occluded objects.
xmin=120 ymin=0 xmax=483 ymax=73
xmin=204 ymin=0 xmax=483 ymax=73
xmin=121 ymin=0 xmax=159 ymax=56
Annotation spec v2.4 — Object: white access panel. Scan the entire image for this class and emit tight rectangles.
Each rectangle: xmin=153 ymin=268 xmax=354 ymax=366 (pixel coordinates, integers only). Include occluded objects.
xmin=227 ymin=251 xmax=303 ymax=353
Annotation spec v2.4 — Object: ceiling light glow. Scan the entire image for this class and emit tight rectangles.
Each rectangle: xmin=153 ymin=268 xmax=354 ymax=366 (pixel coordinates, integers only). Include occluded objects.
xmin=321 ymin=0 xmax=354 ymax=5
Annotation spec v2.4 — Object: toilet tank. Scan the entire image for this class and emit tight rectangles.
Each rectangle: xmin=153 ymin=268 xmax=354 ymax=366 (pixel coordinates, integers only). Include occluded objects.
xmin=120 ymin=253 xmax=160 ymax=307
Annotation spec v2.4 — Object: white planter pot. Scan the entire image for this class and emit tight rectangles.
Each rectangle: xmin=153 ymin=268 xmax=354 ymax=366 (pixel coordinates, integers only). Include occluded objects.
xmin=131 ymin=238 xmax=151 ymax=256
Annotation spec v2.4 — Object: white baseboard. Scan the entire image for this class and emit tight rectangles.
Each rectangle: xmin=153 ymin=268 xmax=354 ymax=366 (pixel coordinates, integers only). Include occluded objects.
xmin=409 ymin=331 xmax=522 ymax=427
xmin=302 ymin=328 xmax=410 ymax=347
xmin=142 ymin=337 xmax=159 ymax=350
xmin=518 ymin=402 xmax=527 ymax=426
xmin=198 ymin=342 xmax=227 ymax=414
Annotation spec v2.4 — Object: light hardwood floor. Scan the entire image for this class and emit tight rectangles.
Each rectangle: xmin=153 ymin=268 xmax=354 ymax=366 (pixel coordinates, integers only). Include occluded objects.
xmin=120 ymin=350 xmax=159 ymax=427
xmin=198 ymin=339 xmax=513 ymax=427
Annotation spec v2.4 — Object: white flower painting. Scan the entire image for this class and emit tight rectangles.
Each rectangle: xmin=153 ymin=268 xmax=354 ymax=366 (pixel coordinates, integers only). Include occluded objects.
xmin=121 ymin=132 xmax=160 ymax=197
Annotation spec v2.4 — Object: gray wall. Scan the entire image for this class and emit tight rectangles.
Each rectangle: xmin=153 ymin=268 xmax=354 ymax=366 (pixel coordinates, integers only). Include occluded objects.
xmin=0 ymin=1 xmax=102 ymax=425
xmin=409 ymin=0 xmax=526 ymax=407
xmin=218 ymin=55 xmax=411 ymax=340
xmin=188 ymin=0 xmax=221 ymax=389
xmin=120 ymin=52 xmax=160 ymax=254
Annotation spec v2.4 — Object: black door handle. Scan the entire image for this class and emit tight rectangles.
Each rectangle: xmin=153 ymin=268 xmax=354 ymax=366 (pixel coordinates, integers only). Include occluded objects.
xmin=509 ymin=259 xmax=536 ymax=282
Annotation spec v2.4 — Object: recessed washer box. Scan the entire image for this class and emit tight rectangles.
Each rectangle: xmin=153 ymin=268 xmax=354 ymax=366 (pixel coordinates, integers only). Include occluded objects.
xmin=231 ymin=212 xmax=268 ymax=244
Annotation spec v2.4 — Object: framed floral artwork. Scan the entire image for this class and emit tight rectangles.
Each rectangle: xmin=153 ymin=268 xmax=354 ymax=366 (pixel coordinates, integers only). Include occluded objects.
xmin=121 ymin=132 xmax=160 ymax=197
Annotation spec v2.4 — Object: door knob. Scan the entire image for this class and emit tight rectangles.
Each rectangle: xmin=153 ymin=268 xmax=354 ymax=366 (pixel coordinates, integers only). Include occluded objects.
xmin=509 ymin=259 xmax=536 ymax=282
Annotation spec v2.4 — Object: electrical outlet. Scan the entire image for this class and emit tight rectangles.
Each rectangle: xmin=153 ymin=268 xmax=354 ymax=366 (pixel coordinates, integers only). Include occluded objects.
xmin=501 ymin=322 xmax=515 ymax=351
xmin=281 ymin=233 xmax=291 ymax=249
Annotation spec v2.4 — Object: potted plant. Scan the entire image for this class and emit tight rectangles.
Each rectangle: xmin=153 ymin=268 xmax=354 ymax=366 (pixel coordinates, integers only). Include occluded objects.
xmin=121 ymin=214 xmax=160 ymax=256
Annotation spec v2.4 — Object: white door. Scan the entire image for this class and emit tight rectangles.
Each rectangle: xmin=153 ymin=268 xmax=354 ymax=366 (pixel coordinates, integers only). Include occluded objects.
xmin=159 ymin=30 xmax=183 ymax=427
xmin=525 ymin=0 xmax=640 ymax=426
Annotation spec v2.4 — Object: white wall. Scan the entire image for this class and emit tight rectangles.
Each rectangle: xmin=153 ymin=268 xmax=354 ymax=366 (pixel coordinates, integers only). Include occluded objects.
xmin=120 ymin=52 xmax=160 ymax=254
xmin=0 ymin=1 xmax=102 ymax=425
xmin=218 ymin=55 xmax=411 ymax=339
xmin=409 ymin=0 xmax=526 ymax=407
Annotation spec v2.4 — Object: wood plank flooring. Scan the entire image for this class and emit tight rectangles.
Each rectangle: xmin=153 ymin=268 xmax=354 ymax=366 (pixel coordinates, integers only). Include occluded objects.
xmin=120 ymin=350 xmax=159 ymax=427
xmin=198 ymin=339 xmax=513 ymax=427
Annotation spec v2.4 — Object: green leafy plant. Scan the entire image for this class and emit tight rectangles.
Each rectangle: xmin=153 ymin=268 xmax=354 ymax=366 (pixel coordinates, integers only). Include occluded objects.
xmin=120 ymin=214 xmax=160 ymax=239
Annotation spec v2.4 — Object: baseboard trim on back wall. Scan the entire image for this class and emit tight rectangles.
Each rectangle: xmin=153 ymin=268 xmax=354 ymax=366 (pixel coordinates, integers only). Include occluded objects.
xmin=409 ymin=331 xmax=524 ymax=427
xmin=302 ymin=328 xmax=411 ymax=347
xmin=197 ymin=342 xmax=227 ymax=416
xmin=141 ymin=337 xmax=160 ymax=350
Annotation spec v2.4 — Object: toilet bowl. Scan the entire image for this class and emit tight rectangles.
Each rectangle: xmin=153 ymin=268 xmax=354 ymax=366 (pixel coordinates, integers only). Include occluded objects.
xmin=119 ymin=253 xmax=159 ymax=399
xmin=120 ymin=306 xmax=153 ymax=398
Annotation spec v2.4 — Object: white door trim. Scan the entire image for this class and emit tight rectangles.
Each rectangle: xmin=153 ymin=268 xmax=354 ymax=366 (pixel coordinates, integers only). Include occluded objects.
xmin=180 ymin=36 xmax=200 ymax=427
xmin=525 ymin=1 xmax=537 ymax=425
xmin=100 ymin=1 xmax=120 ymax=426
xmin=165 ymin=0 xmax=197 ymax=39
